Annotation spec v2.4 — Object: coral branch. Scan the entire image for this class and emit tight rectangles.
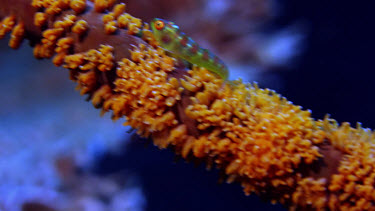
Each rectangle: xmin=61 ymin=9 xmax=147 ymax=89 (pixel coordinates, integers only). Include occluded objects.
xmin=1 ymin=0 xmax=375 ymax=210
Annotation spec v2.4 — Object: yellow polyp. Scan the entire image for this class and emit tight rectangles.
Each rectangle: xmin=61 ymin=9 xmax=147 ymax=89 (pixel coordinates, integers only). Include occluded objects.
xmin=166 ymin=78 xmax=179 ymax=89
xmin=31 ymin=0 xmax=44 ymax=8
xmin=42 ymin=28 xmax=64 ymax=41
xmin=94 ymin=0 xmax=116 ymax=13
xmin=195 ymin=92 xmax=211 ymax=105
xmin=44 ymin=0 xmax=70 ymax=16
xmin=127 ymin=22 xmax=141 ymax=35
xmin=9 ymin=22 xmax=25 ymax=49
xmin=53 ymin=15 xmax=76 ymax=30
xmin=55 ymin=37 xmax=74 ymax=53
xmin=167 ymin=124 xmax=187 ymax=145
xmin=180 ymin=78 xmax=200 ymax=92
xmin=113 ymin=3 xmax=126 ymax=18
xmin=52 ymin=53 xmax=66 ymax=66
xmin=70 ymin=0 xmax=86 ymax=14
xmin=33 ymin=44 xmax=42 ymax=59
xmin=64 ymin=45 xmax=115 ymax=72
xmin=0 ymin=16 xmax=16 ymax=39
xmin=72 ymin=20 xmax=88 ymax=35
xmin=165 ymin=97 xmax=176 ymax=107
xmin=104 ymin=21 xmax=117 ymax=34
xmin=174 ymin=66 xmax=330 ymax=203
xmin=53 ymin=20 xmax=64 ymax=29
xmin=192 ymin=137 xmax=210 ymax=158
xmin=76 ymin=70 xmax=96 ymax=95
xmin=64 ymin=53 xmax=85 ymax=69
xmin=36 ymin=44 xmax=54 ymax=58
xmin=226 ymin=159 xmax=241 ymax=174
xmin=91 ymin=85 xmax=112 ymax=107
xmin=324 ymin=122 xmax=375 ymax=210
xmin=9 ymin=1 xmax=375 ymax=208
xmin=117 ymin=12 xmax=143 ymax=35
xmin=117 ymin=13 xmax=131 ymax=28
xmin=34 ymin=24 xmax=66 ymax=59
xmin=45 ymin=5 xmax=61 ymax=15
xmin=98 ymin=44 xmax=181 ymax=136
xmin=291 ymin=177 xmax=327 ymax=210
xmin=34 ymin=12 xmax=48 ymax=28
xmin=102 ymin=13 xmax=115 ymax=24
xmin=41 ymin=0 xmax=52 ymax=8
xmin=180 ymin=136 xmax=194 ymax=158
xmin=141 ymin=28 xmax=158 ymax=47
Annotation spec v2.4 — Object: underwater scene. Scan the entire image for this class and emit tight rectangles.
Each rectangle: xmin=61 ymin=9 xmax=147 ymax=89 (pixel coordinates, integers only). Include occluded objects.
xmin=1 ymin=0 xmax=375 ymax=210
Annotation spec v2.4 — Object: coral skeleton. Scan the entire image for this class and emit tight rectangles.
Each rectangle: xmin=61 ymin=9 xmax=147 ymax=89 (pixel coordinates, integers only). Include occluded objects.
xmin=1 ymin=0 xmax=375 ymax=210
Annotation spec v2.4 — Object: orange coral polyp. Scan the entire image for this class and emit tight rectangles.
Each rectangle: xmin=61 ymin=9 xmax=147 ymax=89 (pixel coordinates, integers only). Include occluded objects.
xmin=324 ymin=120 xmax=375 ymax=210
xmin=104 ymin=20 xmax=117 ymax=34
xmin=63 ymin=45 xmax=115 ymax=73
xmin=9 ymin=22 xmax=25 ymax=49
xmin=116 ymin=12 xmax=143 ymax=36
xmin=55 ymin=37 xmax=74 ymax=53
xmin=102 ymin=13 xmax=114 ymax=23
xmin=53 ymin=14 xmax=77 ymax=30
xmin=4 ymin=0 xmax=375 ymax=210
xmin=117 ymin=13 xmax=131 ymax=28
xmin=176 ymin=68 xmax=327 ymax=202
xmin=0 ymin=16 xmax=16 ymax=39
xmin=64 ymin=53 xmax=85 ymax=69
xmin=94 ymin=0 xmax=116 ymax=12
xmin=76 ymin=70 xmax=97 ymax=95
xmin=31 ymin=0 xmax=44 ymax=8
xmin=113 ymin=3 xmax=126 ymax=18
xmin=34 ymin=12 xmax=48 ymax=27
xmin=101 ymin=44 xmax=181 ymax=136
xmin=43 ymin=0 xmax=70 ymax=15
xmin=70 ymin=0 xmax=86 ymax=14
xmin=72 ymin=19 xmax=88 ymax=35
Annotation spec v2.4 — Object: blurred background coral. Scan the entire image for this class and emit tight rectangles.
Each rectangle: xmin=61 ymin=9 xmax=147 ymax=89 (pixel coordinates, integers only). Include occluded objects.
xmin=1 ymin=0 xmax=375 ymax=210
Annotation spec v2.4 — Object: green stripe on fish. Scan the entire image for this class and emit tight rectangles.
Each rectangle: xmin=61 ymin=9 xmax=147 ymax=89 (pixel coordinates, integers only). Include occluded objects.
xmin=150 ymin=18 xmax=229 ymax=80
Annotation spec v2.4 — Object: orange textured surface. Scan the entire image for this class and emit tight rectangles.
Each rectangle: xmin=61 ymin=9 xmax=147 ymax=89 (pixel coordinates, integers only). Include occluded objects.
xmin=1 ymin=0 xmax=375 ymax=210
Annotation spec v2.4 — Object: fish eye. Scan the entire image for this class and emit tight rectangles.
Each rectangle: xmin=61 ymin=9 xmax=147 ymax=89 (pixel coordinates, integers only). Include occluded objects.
xmin=154 ymin=20 xmax=165 ymax=30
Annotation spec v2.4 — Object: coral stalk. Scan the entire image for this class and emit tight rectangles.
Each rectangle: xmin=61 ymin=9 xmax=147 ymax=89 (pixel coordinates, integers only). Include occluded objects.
xmin=1 ymin=0 xmax=375 ymax=210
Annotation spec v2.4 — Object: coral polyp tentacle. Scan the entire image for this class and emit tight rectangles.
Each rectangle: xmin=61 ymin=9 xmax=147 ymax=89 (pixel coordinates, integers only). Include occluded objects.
xmin=2 ymin=0 xmax=375 ymax=210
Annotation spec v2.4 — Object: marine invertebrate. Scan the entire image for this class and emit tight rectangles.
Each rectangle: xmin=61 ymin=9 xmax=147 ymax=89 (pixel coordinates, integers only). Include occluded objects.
xmin=1 ymin=0 xmax=375 ymax=210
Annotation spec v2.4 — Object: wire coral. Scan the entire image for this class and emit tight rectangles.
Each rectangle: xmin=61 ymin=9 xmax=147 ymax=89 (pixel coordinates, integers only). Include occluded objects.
xmin=1 ymin=0 xmax=375 ymax=210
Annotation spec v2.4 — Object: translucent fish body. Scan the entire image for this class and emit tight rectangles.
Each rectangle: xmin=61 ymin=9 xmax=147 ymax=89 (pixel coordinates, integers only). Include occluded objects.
xmin=150 ymin=18 xmax=228 ymax=80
